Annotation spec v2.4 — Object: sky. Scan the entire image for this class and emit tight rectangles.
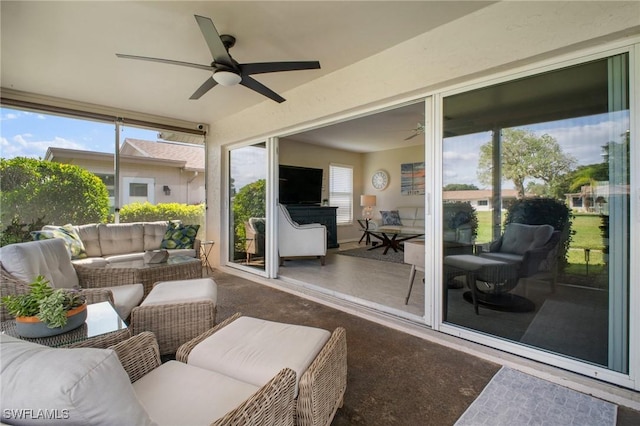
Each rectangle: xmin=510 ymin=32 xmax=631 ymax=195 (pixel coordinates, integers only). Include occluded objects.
xmin=0 ymin=107 xmax=159 ymax=159
xmin=442 ymin=111 xmax=629 ymax=189
xmin=1 ymin=106 xmax=629 ymax=191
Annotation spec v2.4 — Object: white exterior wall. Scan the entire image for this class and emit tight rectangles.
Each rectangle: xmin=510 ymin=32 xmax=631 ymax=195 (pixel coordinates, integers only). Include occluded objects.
xmin=206 ymin=1 xmax=640 ymax=261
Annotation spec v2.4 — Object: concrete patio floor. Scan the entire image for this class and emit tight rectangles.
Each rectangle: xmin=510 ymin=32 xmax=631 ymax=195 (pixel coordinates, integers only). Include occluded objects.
xmin=206 ymin=269 xmax=640 ymax=425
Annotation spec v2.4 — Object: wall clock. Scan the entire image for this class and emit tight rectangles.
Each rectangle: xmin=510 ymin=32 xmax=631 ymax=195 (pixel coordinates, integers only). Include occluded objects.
xmin=372 ymin=170 xmax=389 ymax=190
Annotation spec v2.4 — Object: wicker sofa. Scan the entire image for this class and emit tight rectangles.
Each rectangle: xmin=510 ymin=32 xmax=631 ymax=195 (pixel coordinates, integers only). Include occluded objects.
xmin=34 ymin=221 xmax=200 ymax=267
xmin=0 ymin=331 xmax=297 ymax=425
xmin=0 ymin=238 xmax=144 ymax=320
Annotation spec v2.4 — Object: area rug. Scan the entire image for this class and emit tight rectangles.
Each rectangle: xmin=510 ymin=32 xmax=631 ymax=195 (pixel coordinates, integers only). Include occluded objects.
xmin=454 ymin=367 xmax=617 ymax=426
xmin=336 ymin=245 xmax=404 ymax=264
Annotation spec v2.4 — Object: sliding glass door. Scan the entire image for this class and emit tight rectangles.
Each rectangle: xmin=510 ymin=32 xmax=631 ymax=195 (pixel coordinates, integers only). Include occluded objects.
xmin=228 ymin=142 xmax=268 ymax=272
xmin=440 ymin=53 xmax=631 ymax=374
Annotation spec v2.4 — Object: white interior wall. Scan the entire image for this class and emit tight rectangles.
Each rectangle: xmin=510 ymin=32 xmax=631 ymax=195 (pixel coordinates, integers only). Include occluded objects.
xmin=207 ymin=1 xmax=640 ymax=263
xmin=363 ymin=145 xmax=426 ymax=216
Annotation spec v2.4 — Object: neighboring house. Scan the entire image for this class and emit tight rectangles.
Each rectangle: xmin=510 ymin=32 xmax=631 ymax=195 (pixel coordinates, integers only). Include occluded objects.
xmin=565 ymin=183 xmax=629 ymax=214
xmin=443 ymin=189 xmax=522 ymax=212
xmin=45 ymin=138 xmax=205 ymax=210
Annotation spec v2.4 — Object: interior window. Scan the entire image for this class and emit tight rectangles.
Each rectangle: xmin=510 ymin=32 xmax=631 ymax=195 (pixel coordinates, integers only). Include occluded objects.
xmin=329 ymin=164 xmax=353 ymax=225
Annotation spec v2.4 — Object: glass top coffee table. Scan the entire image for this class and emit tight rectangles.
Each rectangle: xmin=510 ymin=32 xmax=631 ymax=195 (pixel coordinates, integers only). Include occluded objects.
xmin=365 ymin=230 xmax=425 ymax=255
xmin=76 ymin=255 xmax=203 ymax=297
xmin=1 ymin=302 xmax=129 ymax=348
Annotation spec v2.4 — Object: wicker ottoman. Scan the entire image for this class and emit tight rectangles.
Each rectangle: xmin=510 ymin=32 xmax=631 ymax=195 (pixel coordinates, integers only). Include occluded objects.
xmin=177 ymin=313 xmax=347 ymax=426
xmin=444 ymin=254 xmax=527 ymax=314
xmin=130 ymin=278 xmax=217 ymax=355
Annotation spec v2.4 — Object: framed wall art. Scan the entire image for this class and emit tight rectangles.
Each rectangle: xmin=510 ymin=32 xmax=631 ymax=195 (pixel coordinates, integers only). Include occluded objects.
xmin=401 ymin=162 xmax=425 ymax=195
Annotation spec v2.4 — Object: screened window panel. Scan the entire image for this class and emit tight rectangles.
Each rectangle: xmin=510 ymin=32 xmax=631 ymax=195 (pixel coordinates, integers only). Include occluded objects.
xmin=329 ymin=164 xmax=353 ymax=224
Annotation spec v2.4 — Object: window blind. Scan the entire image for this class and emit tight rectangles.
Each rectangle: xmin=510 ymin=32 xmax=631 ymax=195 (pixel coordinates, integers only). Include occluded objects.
xmin=329 ymin=164 xmax=353 ymax=224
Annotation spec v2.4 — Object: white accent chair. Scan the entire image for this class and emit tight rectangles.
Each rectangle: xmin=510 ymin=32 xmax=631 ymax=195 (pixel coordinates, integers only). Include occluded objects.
xmin=0 ymin=239 xmax=144 ymax=320
xmin=278 ymin=204 xmax=327 ymax=266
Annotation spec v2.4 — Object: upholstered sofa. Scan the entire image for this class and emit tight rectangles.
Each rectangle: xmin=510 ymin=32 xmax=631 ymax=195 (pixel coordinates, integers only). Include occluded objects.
xmin=369 ymin=206 xmax=425 ymax=234
xmin=0 ymin=331 xmax=297 ymax=425
xmin=32 ymin=221 xmax=200 ymax=267
xmin=0 ymin=238 xmax=144 ymax=320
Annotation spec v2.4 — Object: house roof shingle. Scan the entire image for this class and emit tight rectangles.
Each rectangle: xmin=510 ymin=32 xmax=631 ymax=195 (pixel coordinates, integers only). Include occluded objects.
xmin=121 ymin=138 xmax=204 ymax=171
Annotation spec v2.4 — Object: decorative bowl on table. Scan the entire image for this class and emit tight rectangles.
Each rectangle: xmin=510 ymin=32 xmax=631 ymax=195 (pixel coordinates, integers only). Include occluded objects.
xmin=144 ymin=249 xmax=169 ymax=264
xmin=15 ymin=303 xmax=87 ymax=338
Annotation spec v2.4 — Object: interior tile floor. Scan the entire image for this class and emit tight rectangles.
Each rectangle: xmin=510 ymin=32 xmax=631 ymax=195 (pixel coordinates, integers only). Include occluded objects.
xmin=277 ymin=241 xmax=425 ymax=320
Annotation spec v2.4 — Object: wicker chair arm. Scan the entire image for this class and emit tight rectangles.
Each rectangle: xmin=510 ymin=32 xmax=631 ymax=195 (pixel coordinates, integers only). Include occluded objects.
xmin=74 ymin=263 xmax=138 ymax=288
xmin=79 ymin=288 xmax=114 ymax=305
xmin=211 ymin=367 xmax=297 ymax=426
xmin=175 ymin=312 xmax=242 ymax=362
xmin=297 ymin=327 xmax=348 ymax=426
xmin=109 ymin=331 xmax=161 ymax=383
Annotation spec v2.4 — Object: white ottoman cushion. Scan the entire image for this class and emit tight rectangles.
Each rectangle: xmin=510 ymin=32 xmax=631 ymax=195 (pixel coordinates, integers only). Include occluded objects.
xmin=188 ymin=316 xmax=330 ymax=396
xmin=133 ymin=360 xmax=258 ymax=425
xmin=107 ymin=283 xmax=145 ymax=319
xmin=142 ymin=278 xmax=217 ymax=306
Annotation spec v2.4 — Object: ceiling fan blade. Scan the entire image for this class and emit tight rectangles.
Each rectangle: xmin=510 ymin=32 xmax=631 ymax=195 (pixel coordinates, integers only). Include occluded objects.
xmin=240 ymin=76 xmax=285 ymax=103
xmin=116 ymin=53 xmax=212 ymax=72
xmin=190 ymin=77 xmax=218 ymax=100
xmin=194 ymin=15 xmax=234 ymax=66
xmin=241 ymin=61 xmax=321 ymax=76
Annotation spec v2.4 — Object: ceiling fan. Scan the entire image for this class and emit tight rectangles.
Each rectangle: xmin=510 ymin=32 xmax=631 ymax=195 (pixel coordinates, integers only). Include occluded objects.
xmin=404 ymin=123 xmax=425 ymax=140
xmin=116 ymin=15 xmax=321 ymax=103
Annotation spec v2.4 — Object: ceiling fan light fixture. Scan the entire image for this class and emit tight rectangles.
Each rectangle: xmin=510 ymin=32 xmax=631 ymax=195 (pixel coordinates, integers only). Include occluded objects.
xmin=213 ymin=70 xmax=241 ymax=86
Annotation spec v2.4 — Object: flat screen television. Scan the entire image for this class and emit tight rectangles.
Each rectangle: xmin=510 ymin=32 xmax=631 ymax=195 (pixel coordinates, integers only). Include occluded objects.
xmin=279 ymin=164 xmax=323 ymax=205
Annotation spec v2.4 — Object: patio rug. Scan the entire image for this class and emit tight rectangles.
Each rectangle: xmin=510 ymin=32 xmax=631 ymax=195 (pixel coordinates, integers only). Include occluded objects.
xmin=336 ymin=246 xmax=404 ymax=264
xmin=454 ymin=367 xmax=617 ymax=426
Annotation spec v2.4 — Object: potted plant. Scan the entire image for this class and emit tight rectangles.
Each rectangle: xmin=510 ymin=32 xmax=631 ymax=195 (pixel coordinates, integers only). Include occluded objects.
xmin=1 ymin=275 xmax=87 ymax=338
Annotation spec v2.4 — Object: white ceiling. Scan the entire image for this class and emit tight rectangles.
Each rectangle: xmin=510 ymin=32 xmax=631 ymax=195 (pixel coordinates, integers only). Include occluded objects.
xmin=1 ymin=1 xmax=493 ymax=150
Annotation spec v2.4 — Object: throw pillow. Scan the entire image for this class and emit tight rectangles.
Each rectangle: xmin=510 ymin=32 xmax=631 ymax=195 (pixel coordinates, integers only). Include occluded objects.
xmin=31 ymin=224 xmax=87 ymax=259
xmin=161 ymin=223 xmax=200 ymax=249
xmin=380 ymin=210 xmax=403 ymax=226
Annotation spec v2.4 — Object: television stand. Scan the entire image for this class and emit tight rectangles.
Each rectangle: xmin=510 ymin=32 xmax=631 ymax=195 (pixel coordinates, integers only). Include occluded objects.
xmin=284 ymin=205 xmax=339 ymax=249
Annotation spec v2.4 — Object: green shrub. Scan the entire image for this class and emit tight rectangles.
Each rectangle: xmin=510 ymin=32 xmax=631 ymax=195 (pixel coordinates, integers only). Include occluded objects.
xmin=443 ymin=201 xmax=478 ymax=238
xmin=119 ymin=202 xmax=205 ymax=229
xmin=0 ymin=157 xmax=109 ymax=228
xmin=0 ymin=216 xmax=47 ymax=246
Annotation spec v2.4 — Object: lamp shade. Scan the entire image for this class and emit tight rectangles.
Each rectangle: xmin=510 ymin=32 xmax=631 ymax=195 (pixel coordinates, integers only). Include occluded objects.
xmin=360 ymin=195 xmax=376 ymax=207
xmin=213 ymin=70 xmax=242 ymax=86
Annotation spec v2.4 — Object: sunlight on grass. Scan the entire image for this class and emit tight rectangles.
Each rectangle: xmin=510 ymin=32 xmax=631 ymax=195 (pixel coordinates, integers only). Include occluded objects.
xmin=474 ymin=210 xmax=606 ymax=266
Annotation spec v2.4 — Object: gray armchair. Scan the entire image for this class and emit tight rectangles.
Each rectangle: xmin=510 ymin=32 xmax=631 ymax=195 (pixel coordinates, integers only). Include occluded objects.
xmin=478 ymin=223 xmax=560 ymax=288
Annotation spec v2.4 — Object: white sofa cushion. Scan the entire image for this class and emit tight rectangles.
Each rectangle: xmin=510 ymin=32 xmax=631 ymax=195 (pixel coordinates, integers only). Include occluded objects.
xmin=98 ymin=223 xmax=144 ymax=256
xmin=142 ymin=278 xmax=217 ymax=306
xmin=108 ymin=284 xmax=145 ymax=320
xmin=133 ymin=360 xmax=258 ymax=425
xmin=187 ymin=316 xmax=330 ymax=397
xmin=0 ymin=238 xmax=79 ymax=289
xmin=75 ymin=224 xmax=101 ymax=257
xmin=143 ymin=221 xmax=174 ymax=251
xmin=0 ymin=334 xmax=153 ymax=426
